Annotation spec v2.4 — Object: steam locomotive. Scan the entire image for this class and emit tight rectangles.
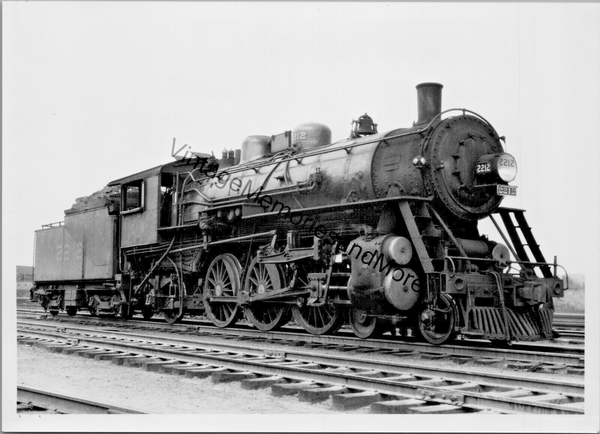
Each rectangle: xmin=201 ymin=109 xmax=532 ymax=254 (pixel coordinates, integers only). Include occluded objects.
xmin=32 ymin=83 xmax=567 ymax=345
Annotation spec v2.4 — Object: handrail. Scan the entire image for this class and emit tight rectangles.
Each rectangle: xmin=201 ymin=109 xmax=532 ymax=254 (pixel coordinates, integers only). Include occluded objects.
xmin=131 ymin=237 xmax=177 ymax=296
xmin=177 ymin=107 xmax=492 ymax=182
xmin=444 ymin=254 xmax=569 ymax=288
xmin=41 ymin=221 xmax=64 ymax=228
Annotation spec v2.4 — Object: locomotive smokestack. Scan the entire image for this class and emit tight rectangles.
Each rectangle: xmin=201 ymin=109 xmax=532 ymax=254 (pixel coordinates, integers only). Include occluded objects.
xmin=416 ymin=82 xmax=443 ymax=126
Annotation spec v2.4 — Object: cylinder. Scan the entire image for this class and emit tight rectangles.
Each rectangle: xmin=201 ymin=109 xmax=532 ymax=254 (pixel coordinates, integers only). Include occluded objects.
xmin=416 ymin=82 xmax=443 ymax=125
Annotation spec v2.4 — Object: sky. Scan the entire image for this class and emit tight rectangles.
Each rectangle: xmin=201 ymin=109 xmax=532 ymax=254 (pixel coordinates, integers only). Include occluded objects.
xmin=3 ymin=2 xmax=600 ymax=432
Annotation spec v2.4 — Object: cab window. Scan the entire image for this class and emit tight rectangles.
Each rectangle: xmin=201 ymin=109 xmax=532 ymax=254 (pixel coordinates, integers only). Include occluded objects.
xmin=122 ymin=181 xmax=144 ymax=214
xmin=159 ymin=174 xmax=174 ymax=227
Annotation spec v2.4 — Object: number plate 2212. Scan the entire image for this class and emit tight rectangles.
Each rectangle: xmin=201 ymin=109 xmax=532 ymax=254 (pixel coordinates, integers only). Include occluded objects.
xmin=497 ymin=185 xmax=517 ymax=196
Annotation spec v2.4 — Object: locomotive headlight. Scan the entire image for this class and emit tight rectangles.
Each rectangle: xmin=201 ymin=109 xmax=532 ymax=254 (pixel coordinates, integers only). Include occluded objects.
xmin=496 ymin=153 xmax=517 ymax=182
xmin=476 ymin=153 xmax=518 ymax=182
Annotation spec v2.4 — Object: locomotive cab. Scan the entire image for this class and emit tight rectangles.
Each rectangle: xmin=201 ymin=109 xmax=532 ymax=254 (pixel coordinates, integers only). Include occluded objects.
xmin=110 ymin=166 xmax=162 ymax=248
xmin=108 ymin=156 xmax=224 ymax=321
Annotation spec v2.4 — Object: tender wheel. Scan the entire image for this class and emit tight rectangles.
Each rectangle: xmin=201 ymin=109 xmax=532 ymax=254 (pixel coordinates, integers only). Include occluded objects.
xmin=142 ymin=305 xmax=154 ymax=320
xmin=243 ymin=258 xmax=290 ymax=331
xmin=49 ymin=309 xmax=59 ymax=317
xmin=417 ymin=293 xmax=459 ymax=345
xmin=203 ymin=253 xmax=241 ymax=328
xmin=349 ymin=308 xmax=384 ymax=339
xmin=66 ymin=306 xmax=78 ymax=317
xmin=163 ymin=310 xmax=183 ymax=324
xmin=292 ymin=303 xmax=343 ymax=335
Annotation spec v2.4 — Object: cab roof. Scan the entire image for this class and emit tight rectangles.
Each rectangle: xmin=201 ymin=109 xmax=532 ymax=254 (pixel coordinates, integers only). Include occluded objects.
xmin=107 ymin=165 xmax=163 ymax=187
xmin=107 ymin=158 xmax=212 ymax=187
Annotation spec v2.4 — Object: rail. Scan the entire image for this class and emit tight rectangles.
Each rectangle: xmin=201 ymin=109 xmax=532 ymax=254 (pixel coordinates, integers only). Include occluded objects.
xmin=17 ymin=385 xmax=145 ymax=414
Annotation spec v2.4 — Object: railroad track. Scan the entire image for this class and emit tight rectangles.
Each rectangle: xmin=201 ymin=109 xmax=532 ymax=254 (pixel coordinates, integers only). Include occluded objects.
xmin=17 ymin=308 xmax=585 ymax=369
xmin=19 ymin=306 xmax=586 ymax=338
xmin=552 ymin=313 xmax=585 ymax=341
xmin=17 ymin=321 xmax=585 ymax=415
xmin=17 ymin=385 xmax=145 ymax=414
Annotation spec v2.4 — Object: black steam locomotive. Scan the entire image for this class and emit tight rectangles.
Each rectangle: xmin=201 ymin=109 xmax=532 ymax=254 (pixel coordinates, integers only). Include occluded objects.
xmin=32 ymin=83 xmax=566 ymax=345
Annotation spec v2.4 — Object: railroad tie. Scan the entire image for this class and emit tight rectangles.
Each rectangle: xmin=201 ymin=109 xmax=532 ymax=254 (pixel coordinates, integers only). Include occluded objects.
xmin=484 ymin=389 xmax=534 ymax=399
xmin=122 ymin=355 xmax=158 ymax=367
xmin=513 ymin=393 xmax=566 ymax=404
xmin=439 ymin=382 xmax=481 ymax=392
xmin=404 ymin=378 xmax=447 ymax=387
xmin=211 ymin=370 xmax=257 ymax=383
xmin=351 ymin=370 xmax=384 ymax=378
xmin=370 ymin=399 xmax=428 ymax=414
xmin=110 ymin=354 xmax=148 ymax=366
xmin=163 ymin=363 xmax=206 ymax=375
xmin=184 ymin=366 xmax=227 ymax=379
xmin=407 ymin=403 xmax=467 ymax=414
xmin=31 ymin=341 xmax=66 ymax=351
xmin=383 ymin=374 xmax=418 ymax=382
xmin=332 ymin=391 xmax=383 ymax=411
xmin=142 ymin=359 xmax=182 ymax=372
xmin=240 ymin=376 xmax=285 ymax=390
xmin=473 ymin=358 xmax=502 ymax=366
xmin=93 ymin=351 xmax=126 ymax=361
xmin=566 ymin=367 xmax=584 ymax=376
xmin=61 ymin=346 xmax=98 ymax=356
xmin=271 ymin=382 xmax=319 ymax=397
xmin=298 ymin=386 xmax=349 ymax=403
xmin=78 ymin=349 xmax=112 ymax=359
xmin=44 ymin=343 xmax=72 ymax=354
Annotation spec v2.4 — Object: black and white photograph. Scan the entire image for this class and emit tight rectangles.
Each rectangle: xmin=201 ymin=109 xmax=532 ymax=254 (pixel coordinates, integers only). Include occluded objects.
xmin=3 ymin=1 xmax=599 ymax=432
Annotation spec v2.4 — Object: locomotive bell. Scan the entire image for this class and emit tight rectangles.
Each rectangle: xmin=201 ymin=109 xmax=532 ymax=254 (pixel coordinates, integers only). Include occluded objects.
xmin=352 ymin=113 xmax=378 ymax=136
